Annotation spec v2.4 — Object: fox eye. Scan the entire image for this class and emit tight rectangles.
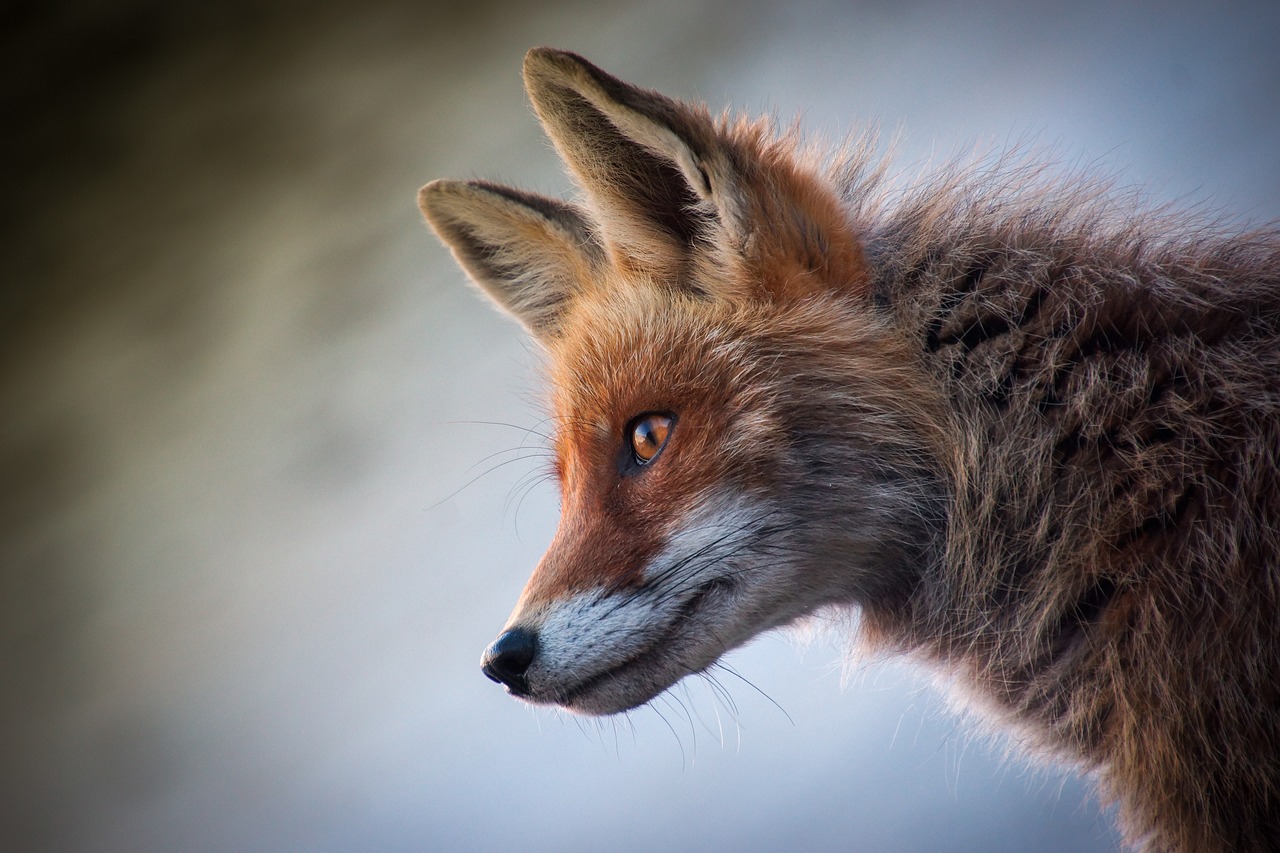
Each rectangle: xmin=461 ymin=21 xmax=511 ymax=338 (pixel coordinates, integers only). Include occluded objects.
xmin=629 ymin=413 xmax=674 ymax=466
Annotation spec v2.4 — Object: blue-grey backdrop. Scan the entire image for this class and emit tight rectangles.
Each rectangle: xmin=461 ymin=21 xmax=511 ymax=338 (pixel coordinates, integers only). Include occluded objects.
xmin=4 ymin=2 xmax=1277 ymax=850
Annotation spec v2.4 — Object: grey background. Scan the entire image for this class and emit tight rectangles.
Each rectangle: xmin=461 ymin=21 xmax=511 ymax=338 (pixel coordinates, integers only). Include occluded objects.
xmin=4 ymin=1 xmax=1277 ymax=851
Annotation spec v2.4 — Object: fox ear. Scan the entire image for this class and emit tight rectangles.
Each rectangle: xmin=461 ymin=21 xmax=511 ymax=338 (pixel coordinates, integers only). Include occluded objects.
xmin=418 ymin=180 xmax=602 ymax=338
xmin=523 ymin=48 xmax=867 ymax=299
xmin=523 ymin=48 xmax=729 ymax=270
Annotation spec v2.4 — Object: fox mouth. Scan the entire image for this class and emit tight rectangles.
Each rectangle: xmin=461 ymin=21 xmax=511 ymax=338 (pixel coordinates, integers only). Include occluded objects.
xmin=551 ymin=576 xmax=738 ymax=713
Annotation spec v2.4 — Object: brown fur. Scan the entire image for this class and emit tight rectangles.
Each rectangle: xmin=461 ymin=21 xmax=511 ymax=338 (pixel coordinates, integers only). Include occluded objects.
xmin=420 ymin=49 xmax=1280 ymax=851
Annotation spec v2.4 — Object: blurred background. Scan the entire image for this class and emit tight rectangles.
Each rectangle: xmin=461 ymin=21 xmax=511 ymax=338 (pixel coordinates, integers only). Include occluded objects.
xmin=3 ymin=1 xmax=1277 ymax=850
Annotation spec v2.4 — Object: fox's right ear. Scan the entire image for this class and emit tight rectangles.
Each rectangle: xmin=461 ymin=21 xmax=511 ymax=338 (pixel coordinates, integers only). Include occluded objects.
xmin=418 ymin=180 xmax=602 ymax=339
xmin=523 ymin=48 xmax=869 ymax=301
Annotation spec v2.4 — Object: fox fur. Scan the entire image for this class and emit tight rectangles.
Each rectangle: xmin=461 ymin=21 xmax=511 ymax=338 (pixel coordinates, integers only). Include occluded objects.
xmin=419 ymin=48 xmax=1280 ymax=851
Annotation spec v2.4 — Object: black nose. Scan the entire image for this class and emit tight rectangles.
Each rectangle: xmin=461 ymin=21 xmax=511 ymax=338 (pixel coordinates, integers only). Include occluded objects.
xmin=481 ymin=627 xmax=537 ymax=694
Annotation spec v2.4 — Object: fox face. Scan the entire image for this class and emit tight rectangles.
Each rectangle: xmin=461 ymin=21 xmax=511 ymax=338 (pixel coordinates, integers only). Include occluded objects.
xmin=421 ymin=49 xmax=946 ymax=715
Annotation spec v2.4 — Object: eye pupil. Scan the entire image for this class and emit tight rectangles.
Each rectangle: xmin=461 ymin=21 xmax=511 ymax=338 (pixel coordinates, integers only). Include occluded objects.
xmin=630 ymin=414 xmax=672 ymax=464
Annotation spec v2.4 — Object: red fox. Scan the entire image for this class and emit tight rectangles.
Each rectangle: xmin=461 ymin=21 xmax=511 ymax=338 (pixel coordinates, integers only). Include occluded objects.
xmin=419 ymin=48 xmax=1280 ymax=851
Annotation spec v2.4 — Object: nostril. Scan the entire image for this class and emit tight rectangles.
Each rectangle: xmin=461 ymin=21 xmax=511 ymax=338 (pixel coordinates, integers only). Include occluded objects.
xmin=481 ymin=627 xmax=537 ymax=692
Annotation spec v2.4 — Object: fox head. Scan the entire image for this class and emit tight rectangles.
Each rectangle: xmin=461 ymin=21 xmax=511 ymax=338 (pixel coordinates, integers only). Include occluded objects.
xmin=420 ymin=49 xmax=947 ymax=715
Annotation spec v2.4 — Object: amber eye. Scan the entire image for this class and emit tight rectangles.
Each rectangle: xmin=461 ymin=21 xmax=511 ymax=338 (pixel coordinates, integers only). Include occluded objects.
xmin=629 ymin=413 xmax=673 ymax=465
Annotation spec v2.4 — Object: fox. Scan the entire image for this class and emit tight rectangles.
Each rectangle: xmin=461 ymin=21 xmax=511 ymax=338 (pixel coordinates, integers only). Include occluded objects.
xmin=418 ymin=48 xmax=1280 ymax=851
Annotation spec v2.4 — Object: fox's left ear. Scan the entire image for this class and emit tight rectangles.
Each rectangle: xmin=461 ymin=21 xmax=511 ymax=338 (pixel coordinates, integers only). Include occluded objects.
xmin=524 ymin=48 xmax=868 ymax=300
xmin=419 ymin=179 xmax=602 ymax=339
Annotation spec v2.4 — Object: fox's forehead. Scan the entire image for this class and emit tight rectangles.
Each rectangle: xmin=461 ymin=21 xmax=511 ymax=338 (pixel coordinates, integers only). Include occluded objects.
xmin=545 ymin=282 xmax=756 ymax=418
